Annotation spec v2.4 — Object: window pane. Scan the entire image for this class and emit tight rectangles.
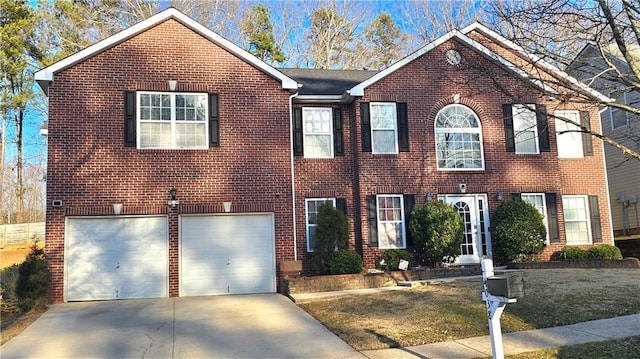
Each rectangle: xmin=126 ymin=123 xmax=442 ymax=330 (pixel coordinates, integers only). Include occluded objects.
xmin=371 ymin=104 xmax=396 ymax=128
xmin=139 ymin=122 xmax=171 ymax=148
xmin=372 ymin=130 xmax=396 ymax=153
xmin=515 ymin=131 xmax=537 ymax=153
xmin=555 ymin=111 xmax=582 ymax=158
xmin=435 ymin=105 xmax=483 ymax=169
xmin=176 ymin=123 xmax=206 ymax=148
xmin=305 ymin=134 xmax=332 ymax=158
xmin=379 ymin=222 xmax=402 ymax=248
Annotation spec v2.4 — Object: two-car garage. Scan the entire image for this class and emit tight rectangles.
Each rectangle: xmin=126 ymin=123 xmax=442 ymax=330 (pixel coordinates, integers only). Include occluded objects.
xmin=64 ymin=213 xmax=275 ymax=301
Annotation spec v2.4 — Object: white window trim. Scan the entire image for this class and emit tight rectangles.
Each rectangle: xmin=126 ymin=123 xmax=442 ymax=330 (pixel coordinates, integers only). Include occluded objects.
xmin=609 ymin=91 xmax=630 ymax=130
xmin=305 ymin=198 xmax=336 ymax=252
xmin=562 ymin=195 xmax=592 ymax=245
xmin=521 ymin=193 xmax=549 ymax=244
xmin=137 ymin=91 xmax=208 ymax=149
xmin=370 ymin=102 xmax=399 ymax=154
xmin=434 ymin=104 xmax=485 ymax=171
xmin=377 ymin=194 xmax=406 ymax=249
xmin=513 ymin=104 xmax=539 ymax=154
xmin=302 ymin=107 xmax=334 ymax=158
xmin=554 ymin=110 xmax=583 ymax=158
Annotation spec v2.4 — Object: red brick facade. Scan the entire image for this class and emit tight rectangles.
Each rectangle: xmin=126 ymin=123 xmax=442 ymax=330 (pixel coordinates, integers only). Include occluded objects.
xmin=40 ymin=11 xmax=612 ymax=302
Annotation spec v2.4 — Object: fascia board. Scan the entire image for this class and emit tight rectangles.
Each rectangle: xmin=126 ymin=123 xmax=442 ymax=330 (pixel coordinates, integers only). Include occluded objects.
xmin=349 ymin=31 xmax=458 ymax=97
xmin=461 ymin=23 xmax=612 ymax=102
xmin=34 ymin=8 xmax=298 ymax=94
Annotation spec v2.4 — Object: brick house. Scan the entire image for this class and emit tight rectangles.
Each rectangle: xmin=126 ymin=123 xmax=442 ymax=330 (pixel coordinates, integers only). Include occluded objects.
xmin=35 ymin=8 xmax=613 ymax=302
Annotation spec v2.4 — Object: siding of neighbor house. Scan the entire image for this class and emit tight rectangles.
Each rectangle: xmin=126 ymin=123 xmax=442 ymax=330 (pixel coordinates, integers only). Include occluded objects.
xmin=40 ymin=10 xmax=614 ymax=302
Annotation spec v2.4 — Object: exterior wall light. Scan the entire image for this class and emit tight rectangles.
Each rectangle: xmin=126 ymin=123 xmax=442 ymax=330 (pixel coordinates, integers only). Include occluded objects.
xmin=168 ymin=187 xmax=179 ymax=208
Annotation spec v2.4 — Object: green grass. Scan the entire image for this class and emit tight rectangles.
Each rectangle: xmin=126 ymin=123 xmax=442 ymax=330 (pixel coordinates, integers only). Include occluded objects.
xmin=298 ymin=269 xmax=640 ymax=351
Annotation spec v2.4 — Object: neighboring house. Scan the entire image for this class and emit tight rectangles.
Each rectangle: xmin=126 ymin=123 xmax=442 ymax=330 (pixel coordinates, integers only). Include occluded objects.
xmin=568 ymin=45 xmax=640 ymax=237
xmin=35 ymin=8 xmax=613 ymax=303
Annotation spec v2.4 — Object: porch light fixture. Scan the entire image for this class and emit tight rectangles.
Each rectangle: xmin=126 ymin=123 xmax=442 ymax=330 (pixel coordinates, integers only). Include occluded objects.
xmin=496 ymin=192 xmax=503 ymax=201
xmin=425 ymin=193 xmax=433 ymax=201
xmin=459 ymin=183 xmax=467 ymax=193
xmin=168 ymin=80 xmax=177 ymax=91
xmin=223 ymin=201 xmax=232 ymax=213
xmin=168 ymin=187 xmax=179 ymax=208
xmin=113 ymin=203 xmax=123 ymax=215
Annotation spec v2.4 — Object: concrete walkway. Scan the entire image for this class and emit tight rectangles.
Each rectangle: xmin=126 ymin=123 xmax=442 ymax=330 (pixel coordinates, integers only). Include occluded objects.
xmin=361 ymin=314 xmax=640 ymax=359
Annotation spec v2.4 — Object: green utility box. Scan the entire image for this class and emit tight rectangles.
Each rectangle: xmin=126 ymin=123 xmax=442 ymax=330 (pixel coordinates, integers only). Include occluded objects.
xmin=487 ymin=272 xmax=524 ymax=299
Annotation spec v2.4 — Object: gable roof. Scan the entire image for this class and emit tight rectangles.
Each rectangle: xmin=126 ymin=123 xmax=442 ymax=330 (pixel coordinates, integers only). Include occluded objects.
xmin=349 ymin=22 xmax=610 ymax=102
xmin=34 ymin=8 xmax=298 ymax=95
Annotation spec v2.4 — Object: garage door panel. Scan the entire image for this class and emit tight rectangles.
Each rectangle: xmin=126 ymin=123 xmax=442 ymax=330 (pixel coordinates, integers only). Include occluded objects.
xmin=65 ymin=216 xmax=168 ymax=301
xmin=181 ymin=214 xmax=275 ymax=296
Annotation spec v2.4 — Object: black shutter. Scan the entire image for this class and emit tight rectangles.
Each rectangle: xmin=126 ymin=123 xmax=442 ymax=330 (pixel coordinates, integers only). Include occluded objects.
xmin=333 ymin=108 xmax=344 ymax=156
xmin=536 ymin=104 xmax=550 ymax=152
xmin=503 ymin=104 xmax=515 ymax=152
xmin=360 ymin=102 xmax=372 ymax=152
xmin=581 ymin=111 xmax=593 ymax=156
xmin=367 ymin=195 xmax=378 ymax=247
xmin=124 ymin=91 xmax=136 ymax=147
xmin=336 ymin=198 xmax=347 ymax=215
xmin=589 ymin=195 xmax=603 ymax=243
xmin=403 ymin=194 xmax=415 ymax=247
xmin=546 ymin=193 xmax=560 ymax=243
xmin=397 ymin=102 xmax=409 ymax=152
xmin=208 ymin=94 xmax=220 ymax=147
xmin=293 ymin=108 xmax=303 ymax=156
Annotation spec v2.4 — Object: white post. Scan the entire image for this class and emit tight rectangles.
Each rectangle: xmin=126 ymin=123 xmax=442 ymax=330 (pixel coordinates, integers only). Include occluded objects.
xmin=482 ymin=258 xmax=508 ymax=359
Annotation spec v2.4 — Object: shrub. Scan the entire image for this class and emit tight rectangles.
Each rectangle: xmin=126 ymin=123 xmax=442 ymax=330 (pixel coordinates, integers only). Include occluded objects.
xmin=587 ymin=244 xmax=623 ymax=260
xmin=378 ymin=249 xmax=412 ymax=271
xmin=552 ymin=246 xmax=588 ymax=260
xmin=491 ymin=198 xmax=546 ymax=264
xmin=1 ymin=264 xmax=21 ymax=313
xmin=325 ymin=250 xmax=364 ymax=275
xmin=410 ymin=201 xmax=463 ymax=267
xmin=15 ymin=244 xmax=51 ymax=312
xmin=313 ymin=202 xmax=350 ymax=275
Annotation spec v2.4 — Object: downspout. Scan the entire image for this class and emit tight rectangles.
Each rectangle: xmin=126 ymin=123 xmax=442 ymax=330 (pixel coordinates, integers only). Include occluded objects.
xmin=289 ymin=90 xmax=300 ymax=260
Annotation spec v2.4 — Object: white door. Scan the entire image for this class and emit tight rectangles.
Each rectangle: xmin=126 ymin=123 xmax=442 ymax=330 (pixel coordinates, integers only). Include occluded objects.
xmin=180 ymin=214 xmax=276 ymax=296
xmin=65 ymin=216 xmax=168 ymax=301
xmin=442 ymin=194 xmax=491 ymax=264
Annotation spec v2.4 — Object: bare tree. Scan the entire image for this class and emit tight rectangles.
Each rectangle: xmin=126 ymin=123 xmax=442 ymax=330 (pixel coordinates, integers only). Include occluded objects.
xmin=486 ymin=0 xmax=640 ymax=160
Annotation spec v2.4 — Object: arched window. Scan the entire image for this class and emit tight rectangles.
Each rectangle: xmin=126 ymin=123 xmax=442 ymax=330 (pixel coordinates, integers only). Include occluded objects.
xmin=434 ymin=104 xmax=484 ymax=170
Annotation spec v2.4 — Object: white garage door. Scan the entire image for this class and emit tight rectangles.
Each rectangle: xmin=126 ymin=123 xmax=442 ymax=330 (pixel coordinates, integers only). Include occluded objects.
xmin=65 ymin=216 xmax=168 ymax=301
xmin=180 ymin=214 xmax=275 ymax=296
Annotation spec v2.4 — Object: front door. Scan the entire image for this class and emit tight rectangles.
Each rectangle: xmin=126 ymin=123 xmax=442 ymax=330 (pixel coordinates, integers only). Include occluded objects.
xmin=442 ymin=194 xmax=491 ymax=264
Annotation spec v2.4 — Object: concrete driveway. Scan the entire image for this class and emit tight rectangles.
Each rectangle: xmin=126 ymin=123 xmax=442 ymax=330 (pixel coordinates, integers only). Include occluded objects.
xmin=1 ymin=294 xmax=364 ymax=359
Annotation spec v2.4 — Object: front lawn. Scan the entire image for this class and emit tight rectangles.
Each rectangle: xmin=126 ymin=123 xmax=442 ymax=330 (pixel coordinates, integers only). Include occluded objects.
xmin=484 ymin=335 xmax=640 ymax=359
xmin=298 ymin=268 xmax=640 ymax=351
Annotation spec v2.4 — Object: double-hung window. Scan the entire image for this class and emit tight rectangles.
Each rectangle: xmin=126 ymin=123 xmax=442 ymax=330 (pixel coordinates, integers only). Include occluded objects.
xmin=562 ymin=195 xmax=591 ymax=245
xmin=377 ymin=195 xmax=405 ymax=249
xmin=370 ymin=103 xmax=398 ymax=154
xmin=303 ymin=108 xmax=333 ymax=158
xmin=138 ymin=92 xmax=208 ymax=149
xmin=305 ymin=198 xmax=336 ymax=252
xmin=610 ymin=91 xmax=630 ymax=129
xmin=435 ymin=104 xmax=484 ymax=170
xmin=512 ymin=104 xmax=539 ymax=154
xmin=521 ymin=193 xmax=549 ymax=243
xmin=554 ymin=110 xmax=583 ymax=158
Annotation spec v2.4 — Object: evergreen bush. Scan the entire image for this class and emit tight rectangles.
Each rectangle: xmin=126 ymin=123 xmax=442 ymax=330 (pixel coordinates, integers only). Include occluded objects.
xmin=313 ymin=202 xmax=349 ymax=275
xmin=551 ymin=246 xmax=588 ymax=260
xmin=325 ymin=250 xmax=364 ymax=275
xmin=15 ymin=244 xmax=50 ymax=311
xmin=378 ymin=249 xmax=412 ymax=271
xmin=491 ymin=198 xmax=546 ymax=264
xmin=587 ymin=244 xmax=623 ymax=260
xmin=410 ymin=201 xmax=463 ymax=267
